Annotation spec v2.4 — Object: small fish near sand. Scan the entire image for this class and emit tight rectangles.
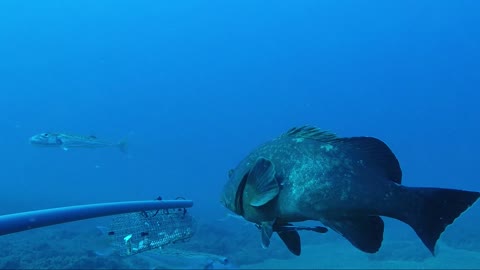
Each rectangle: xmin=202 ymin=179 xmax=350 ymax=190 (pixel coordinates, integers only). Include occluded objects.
xmin=220 ymin=126 xmax=480 ymax=256
xmin=30 ymin=132 xmax=128 ymax=153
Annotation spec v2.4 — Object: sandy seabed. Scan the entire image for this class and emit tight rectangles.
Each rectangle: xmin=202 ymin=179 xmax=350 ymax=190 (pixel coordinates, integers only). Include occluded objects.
xmin=242 ymin=241 xmax=480 ymax=269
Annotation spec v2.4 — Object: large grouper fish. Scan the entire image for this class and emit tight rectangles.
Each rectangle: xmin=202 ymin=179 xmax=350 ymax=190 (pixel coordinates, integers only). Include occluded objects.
xmin=220 ymin=126 xmax=479 ymax=256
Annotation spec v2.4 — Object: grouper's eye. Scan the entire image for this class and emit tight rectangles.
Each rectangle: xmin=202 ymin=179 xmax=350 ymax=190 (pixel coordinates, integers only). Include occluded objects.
xmin=42 ymin=133 xmax=49 ymax=137
xmin=228 ymin=169 xmax=234 ymax=178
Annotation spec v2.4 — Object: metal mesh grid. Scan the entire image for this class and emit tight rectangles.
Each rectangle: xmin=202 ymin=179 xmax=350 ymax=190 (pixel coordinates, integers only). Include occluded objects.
xmin=106 ymin=208 xmax=195 ymax=256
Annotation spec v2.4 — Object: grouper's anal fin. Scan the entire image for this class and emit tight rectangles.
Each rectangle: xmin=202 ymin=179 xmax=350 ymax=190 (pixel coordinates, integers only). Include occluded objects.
xmin=324 ymin=216 xmax=384 ymax=253
xmin=247 ymin=157 xmax=279 ymax=207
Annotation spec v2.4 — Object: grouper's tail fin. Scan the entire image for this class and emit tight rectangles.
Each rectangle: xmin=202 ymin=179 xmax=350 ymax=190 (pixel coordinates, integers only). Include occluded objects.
xmin=400 ymin=187 xmax=479 ymax=255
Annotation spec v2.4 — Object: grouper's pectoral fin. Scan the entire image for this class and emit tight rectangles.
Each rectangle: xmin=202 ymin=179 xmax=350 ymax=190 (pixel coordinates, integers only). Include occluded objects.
xmin=324 ymin=216 xmax=384 ymax=253
xmin=260 ymin=221 xmax=274 ymax=249
xmin=247 ymin=157 xmax=279 ymax=207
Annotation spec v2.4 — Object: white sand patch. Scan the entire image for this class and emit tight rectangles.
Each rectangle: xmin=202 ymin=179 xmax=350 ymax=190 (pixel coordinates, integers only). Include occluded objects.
xmin=241 ymin=241 xmax=480 ymax=269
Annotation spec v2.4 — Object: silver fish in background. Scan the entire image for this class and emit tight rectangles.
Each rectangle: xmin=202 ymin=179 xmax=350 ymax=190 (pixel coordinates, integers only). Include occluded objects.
xmin=220 ymin=126 xmax=480 ymax=256
xmin=30 ymin=132 xmax=128 ymax=153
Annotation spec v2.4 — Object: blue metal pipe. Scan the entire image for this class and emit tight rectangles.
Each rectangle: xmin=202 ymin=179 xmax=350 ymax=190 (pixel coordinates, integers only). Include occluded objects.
xmin=0 ymin=200 xmax=193 ymax=236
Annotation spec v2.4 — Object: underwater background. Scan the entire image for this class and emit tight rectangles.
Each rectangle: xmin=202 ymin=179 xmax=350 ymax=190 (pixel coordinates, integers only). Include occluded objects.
xmin=0 ymin=0 xmax=479 ymax=269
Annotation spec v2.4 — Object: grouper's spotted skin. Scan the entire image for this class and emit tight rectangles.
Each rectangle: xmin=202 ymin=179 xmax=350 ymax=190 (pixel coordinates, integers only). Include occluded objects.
xmin=221 ymin=126 xmax=480 ymax=256
xmin=241 ymin=134 xmax=360 ymax=221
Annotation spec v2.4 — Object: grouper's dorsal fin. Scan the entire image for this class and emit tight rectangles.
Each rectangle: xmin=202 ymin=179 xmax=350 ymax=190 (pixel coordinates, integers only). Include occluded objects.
xmin=281 ymin=126 xmax=339 ymax=143
xmin=340 ymin=137 xmax=402 ymax=184
xmin=247 ymin=157 xmax=279 ymax=207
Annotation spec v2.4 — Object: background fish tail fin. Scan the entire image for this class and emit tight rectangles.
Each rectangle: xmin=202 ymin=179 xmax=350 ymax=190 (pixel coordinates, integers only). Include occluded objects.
xmin=399 ymin=187 xmax=479 ymax=255
xmin=117 ymin=139 xmax=128 ymax=153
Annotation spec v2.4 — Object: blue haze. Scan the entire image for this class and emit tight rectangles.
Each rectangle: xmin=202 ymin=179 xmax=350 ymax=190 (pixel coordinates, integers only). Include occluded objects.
xmin=0 ymin=0 xmax=479 ymax=242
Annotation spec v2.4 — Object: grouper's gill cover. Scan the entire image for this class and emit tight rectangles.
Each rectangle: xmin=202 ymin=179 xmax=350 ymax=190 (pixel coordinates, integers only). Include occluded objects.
xmin=220 ymin=125 xmax=480 ymax=256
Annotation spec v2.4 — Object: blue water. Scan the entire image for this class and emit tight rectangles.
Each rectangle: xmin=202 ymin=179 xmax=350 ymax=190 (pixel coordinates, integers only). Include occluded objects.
xmin=0 ymin=1 xmax=479 ymax=269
